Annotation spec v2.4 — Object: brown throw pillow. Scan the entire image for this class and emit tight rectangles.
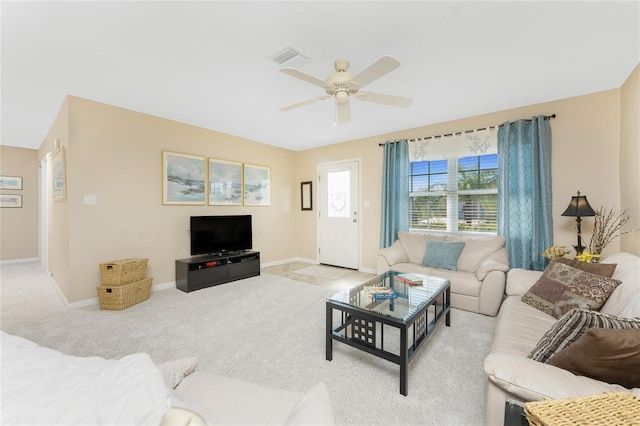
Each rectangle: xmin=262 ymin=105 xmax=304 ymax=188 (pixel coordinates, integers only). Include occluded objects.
xmin=548 ymin=328 xmax=640 ymax=389
xmin=521 ymin=261 xmax=621 ymax=318
xmin=528 ymin=308 xmax=640 ymax=363
xmin=552 ymin=257 xmax=617 ymax=278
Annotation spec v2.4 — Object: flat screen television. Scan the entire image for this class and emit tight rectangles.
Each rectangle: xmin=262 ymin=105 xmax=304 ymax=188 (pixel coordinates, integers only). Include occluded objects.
xmin=190 ymin=215 xmax=252 ymax=256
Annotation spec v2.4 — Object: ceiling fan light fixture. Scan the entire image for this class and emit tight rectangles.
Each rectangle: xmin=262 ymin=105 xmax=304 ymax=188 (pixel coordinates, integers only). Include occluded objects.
xmin=335 ymin=90 xmax=349 ymax=104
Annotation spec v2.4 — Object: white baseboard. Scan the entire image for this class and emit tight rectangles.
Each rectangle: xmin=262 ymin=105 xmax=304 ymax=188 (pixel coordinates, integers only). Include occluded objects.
xmin=359 ymin=266 xmax=376 ymax=274
xmin=68 ymin=280 xmax=177 ymax=309
xmin=0 ymin=257 xmax=39 ymax=265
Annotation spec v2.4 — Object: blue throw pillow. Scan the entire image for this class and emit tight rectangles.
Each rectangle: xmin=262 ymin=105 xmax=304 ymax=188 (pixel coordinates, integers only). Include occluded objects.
xmin=422 ymin=240 xmax=465 ymax=271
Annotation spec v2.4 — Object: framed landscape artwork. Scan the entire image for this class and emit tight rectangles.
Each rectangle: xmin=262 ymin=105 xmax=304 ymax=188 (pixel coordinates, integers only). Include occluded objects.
xmin=0 ymin=176 xmax=23 ymax=190
xmin=0 ymin=194 xmax=22 ymax=208
xmin=209 ymin=159 xmax=242 ymax=206
xmin=52 ymin=147 xmax=66 ymax=201
xmin=162 ymin=151 xmax=206 ymax=205
xmin=244 ymin=164 xmax=270 ymax=206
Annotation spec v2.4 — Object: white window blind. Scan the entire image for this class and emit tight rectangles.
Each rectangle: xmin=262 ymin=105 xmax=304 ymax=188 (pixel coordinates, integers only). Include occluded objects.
xmin=408 ymin=128 xmax=498 ymax=233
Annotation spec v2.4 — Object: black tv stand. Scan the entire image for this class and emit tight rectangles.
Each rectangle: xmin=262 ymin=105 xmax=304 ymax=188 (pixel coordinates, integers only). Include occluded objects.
xmin=175 ymin=251 xmax=260 ymax=293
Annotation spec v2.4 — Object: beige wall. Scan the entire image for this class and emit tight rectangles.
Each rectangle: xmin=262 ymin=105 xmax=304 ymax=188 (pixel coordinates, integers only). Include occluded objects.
xmin=295 ymin=89 xmax=626 ymax=269
xmin=0 ymin=146 xmax=39 ymax=261
xmin=4 ymin=70 xmax=633 ymax=303
xmin=620 ymin=64 xmax=640 ymax=254
xmin=40 ymin=96 xmax=296 ymax=303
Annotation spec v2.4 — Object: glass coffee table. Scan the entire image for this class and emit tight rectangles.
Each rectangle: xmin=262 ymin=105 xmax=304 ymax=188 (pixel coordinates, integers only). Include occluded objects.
xmin=326 ymin=270 xmax=450 ymax=396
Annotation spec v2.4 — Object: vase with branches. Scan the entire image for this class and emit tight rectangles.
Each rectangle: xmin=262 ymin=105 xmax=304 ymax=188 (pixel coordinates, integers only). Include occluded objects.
xmin=587 ymin=206 xmax=632 ymax=256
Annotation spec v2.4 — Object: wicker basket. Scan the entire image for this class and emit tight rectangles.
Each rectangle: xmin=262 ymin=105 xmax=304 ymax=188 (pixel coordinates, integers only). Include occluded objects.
xmin=525 ymin=392 xmax=640 ymax=426
xmin=97 ymin=278 xmax=152 ymax=311
xmin=99 ymin=258 xmax=148 ymax=286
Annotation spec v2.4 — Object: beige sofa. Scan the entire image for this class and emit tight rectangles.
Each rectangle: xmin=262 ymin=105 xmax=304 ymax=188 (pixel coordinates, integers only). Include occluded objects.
xmin=1 ymin=331 xmax=335 ymax=425
xmin=377 ymin=231 xmax=509 ymax=316
xmin=483 ymin=252 xmax=640 ymax=426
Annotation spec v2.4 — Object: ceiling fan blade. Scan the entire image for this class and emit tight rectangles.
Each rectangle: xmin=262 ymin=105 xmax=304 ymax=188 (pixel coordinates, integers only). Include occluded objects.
xmin=335 ymin=98 xmax=351 ymax=124
xmin=280 ymin=67 xmax=331 ymax=90
xmin=354 ymin=91 xmax=413 ymax=108
xmin=279 ymin=95 xmax=331 ymax=112
xmin=350 ymin=56 xmax=401 ymax=90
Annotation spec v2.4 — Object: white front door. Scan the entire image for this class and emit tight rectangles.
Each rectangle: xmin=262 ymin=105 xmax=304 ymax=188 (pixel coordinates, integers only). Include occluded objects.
xmin=318 ymin=160 xmax=359 ymax=269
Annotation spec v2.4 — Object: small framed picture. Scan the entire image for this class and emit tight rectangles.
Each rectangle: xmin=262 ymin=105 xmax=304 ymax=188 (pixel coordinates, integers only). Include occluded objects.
xmin=0 ymin=176 xmax=22 ymax=190
xmin=0 ymin=194 xmax=22 ymax=208
xmin=301 ymin=181 xmax=312 ymax=211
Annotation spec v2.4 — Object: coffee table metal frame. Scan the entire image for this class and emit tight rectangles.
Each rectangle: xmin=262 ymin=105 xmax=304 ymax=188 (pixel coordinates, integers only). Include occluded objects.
xmin=325 ymin=271 xmax=450 ymax=396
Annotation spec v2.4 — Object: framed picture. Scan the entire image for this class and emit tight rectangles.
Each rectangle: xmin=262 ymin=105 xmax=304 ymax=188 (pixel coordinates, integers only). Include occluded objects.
xmin=52 ymin=147 xmax=66 ymax=201
xmin=244 ymin=164 xmax=270 ymax=206
xmin=0 ymin=194 xmax=22 ymax=208
xmin=0 ymin=176 xmax=22 ymax=190
xmin=301 ymin=181 xmax=313 ymax=211
xmin=209 ymin=159 xmax=242 ymax=205
xmin=162 ymin=151 xmax=206 ymax=205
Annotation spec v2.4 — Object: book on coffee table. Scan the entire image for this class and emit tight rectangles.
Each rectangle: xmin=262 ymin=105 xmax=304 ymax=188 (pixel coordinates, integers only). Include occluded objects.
xmin=365 ymin=286 xmax=398 ymax=300
xmin=396 ymin=273 xmax=423 ymax=286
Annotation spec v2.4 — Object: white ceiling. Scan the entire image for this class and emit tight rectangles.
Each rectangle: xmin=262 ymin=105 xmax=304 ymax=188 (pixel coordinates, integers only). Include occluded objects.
xmin=2 ymin=1 xmax=638 ymax=151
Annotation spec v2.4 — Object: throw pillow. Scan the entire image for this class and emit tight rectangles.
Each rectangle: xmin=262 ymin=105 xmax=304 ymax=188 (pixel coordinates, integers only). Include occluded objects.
xmin=422 ymin=240 xmax=465 ymax=271
xmin=552 ymin=257 xmax=617 ymax=278
xmin=528 ymin=308 xmax=640 ymax=363
xmin=521 ymin=261 xmax=621 ymax=318
xmin=156 ymin=357 xmax=199 ymax=389
xmin=548 ymin=328 xmax=640 ymax=389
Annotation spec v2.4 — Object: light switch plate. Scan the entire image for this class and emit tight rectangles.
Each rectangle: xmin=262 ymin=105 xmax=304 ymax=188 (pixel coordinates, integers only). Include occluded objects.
xmin=84 ymin=195 xmax=97 ymax=205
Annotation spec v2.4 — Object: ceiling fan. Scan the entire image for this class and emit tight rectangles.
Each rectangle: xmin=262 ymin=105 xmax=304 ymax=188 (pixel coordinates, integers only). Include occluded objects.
xmin=279 ymin=55 xmax=412 ymax=124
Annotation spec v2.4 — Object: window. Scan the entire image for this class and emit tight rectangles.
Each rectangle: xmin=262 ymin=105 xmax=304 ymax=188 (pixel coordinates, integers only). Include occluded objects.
xmin=409 ymin=154 xmax=498 ymax=233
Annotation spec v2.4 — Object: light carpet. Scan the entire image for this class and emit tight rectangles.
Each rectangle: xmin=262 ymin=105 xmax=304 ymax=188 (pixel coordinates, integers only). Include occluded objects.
xmin=1 ymin=262 xmax=496 ymax=426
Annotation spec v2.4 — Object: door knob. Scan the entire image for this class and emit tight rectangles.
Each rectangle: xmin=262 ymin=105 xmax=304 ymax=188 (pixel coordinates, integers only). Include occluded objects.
xmin=353 ymin=219 xmax=358 ymax=223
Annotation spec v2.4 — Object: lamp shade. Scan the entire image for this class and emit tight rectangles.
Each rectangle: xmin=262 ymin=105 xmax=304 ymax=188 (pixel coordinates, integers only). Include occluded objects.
xmin=561 ymin=191 xmax=596 ymax=217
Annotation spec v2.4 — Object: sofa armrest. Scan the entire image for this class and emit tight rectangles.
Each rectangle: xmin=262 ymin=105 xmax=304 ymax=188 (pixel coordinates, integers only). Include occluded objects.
xmin=478 ymin=270 xmax=506 ymax=316
xmin=376 ymin=241 xmax=408 ymax=274
xmin=506 ymin=269 xmax=543 ymax=296
xmin=475 ymin=248 xmax=510 ymax=281
xmin=483 ymin=353 xmax=639 ymax=426
xmin=484 ymin=353 xmax=635 ymax=403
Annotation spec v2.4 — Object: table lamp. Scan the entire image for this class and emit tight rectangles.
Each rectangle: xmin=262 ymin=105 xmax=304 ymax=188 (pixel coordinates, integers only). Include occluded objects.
xmin=561 ymin=191 xmax=596 ymax=255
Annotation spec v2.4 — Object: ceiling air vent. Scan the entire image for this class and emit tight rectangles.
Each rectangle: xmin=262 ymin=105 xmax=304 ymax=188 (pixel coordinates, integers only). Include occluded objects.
xmin=270 ymin=46 xmax=310 ymax=68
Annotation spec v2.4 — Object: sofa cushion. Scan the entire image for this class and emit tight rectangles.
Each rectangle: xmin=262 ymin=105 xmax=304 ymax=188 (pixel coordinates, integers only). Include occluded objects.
xmin=176 ymin=372 xmax=302 ymax=425
xmin=397 ymin=231 xmax=446 ymax=265
xmin=157 ymin=357 xmax=199 ymax=389
xmin=285 ymin=381 xmax=335 ymax=425
xmin=423 ymin=240 xmax=465 ymax=271
xmin=552 ymin=257 xmax=617 ymax=277
xmin=548 ymin=328 xmax=640 ymax=389
xmin=521 ymin=261 xmax=621 ymax=319
xmin=600 ymin=252 xmax=640 ymax=317
xmin=450 ymin=235 xmax=506 ymax=273
xmin=528 ymin=308 xmax=640 ymax=363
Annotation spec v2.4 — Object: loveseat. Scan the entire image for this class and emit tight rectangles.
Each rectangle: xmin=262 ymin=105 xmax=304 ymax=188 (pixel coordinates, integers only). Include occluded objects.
xmin=377 ymin=231 xmax=509 ymax=316
xmin=1 ymin=331 xmax=335 ymax=425
xmin=483 ymin=252 xmax=640 ymax=426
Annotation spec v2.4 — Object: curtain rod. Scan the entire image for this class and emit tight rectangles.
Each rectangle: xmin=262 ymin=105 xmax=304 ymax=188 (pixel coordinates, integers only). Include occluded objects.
xmin=378 ymin=113 xmax=556 ymax=146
